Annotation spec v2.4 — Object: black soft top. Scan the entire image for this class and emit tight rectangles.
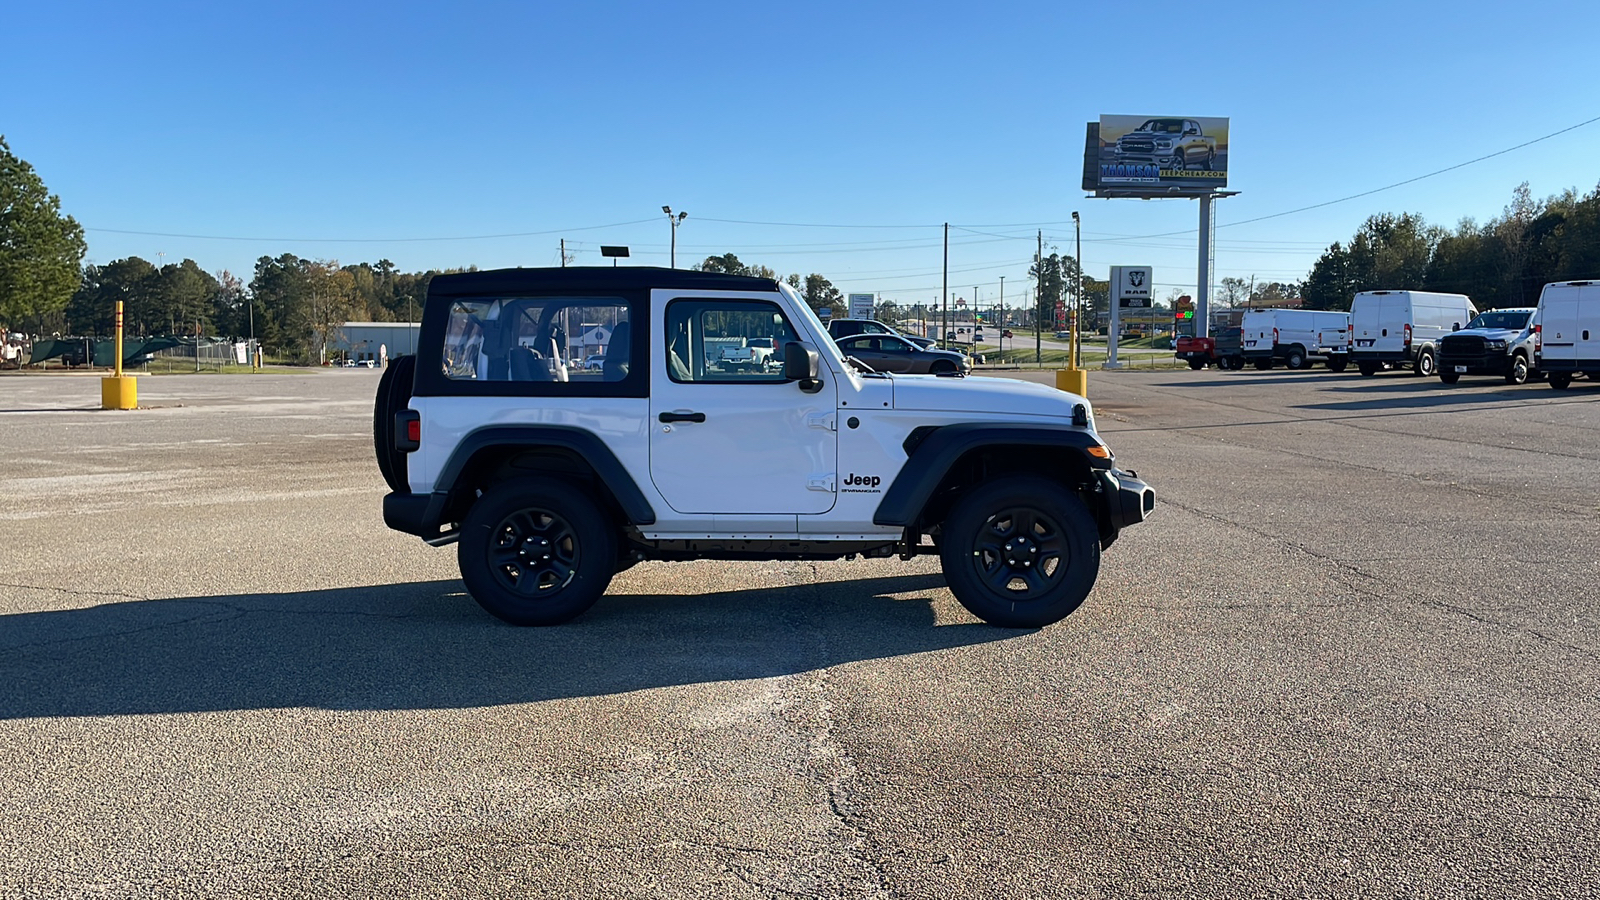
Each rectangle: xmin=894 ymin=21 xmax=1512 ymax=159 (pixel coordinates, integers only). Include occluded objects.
xmin=427 ymin=266 xmax=781 ymax=298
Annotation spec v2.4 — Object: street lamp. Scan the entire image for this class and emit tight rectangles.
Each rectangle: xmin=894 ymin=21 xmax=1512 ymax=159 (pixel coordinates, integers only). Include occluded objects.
xmin=662 ymin=206 xmax=687 ymax=268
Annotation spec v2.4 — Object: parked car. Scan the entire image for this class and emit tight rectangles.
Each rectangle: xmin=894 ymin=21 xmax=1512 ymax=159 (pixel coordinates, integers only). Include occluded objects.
xmin=833 ymin=333 xmax=971 ymax=375
xmin=719 ymin=337 xmax=778 ymax=371
xmin=1437 ymin=307 xmax=1540 ymax=385
xmin=583 ymin=354 xmax=606 ymax=371
xmin=1533 ymin=280 xmax=1600 ymax=389
xmin=1350 ymin=290 xmax=1477 ymax=377
xmin=827 ymin=318 xmax=936 ymax=349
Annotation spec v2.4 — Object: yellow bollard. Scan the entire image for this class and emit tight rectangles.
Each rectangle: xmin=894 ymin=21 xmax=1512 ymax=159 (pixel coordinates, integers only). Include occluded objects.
xmin=1055 ymin=366 xmax=1088 ymax=397
xmin=101 ymin=299 xmax=138 ymax=410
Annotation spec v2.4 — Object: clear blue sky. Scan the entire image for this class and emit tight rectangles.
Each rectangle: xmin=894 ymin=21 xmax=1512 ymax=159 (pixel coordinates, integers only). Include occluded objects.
xmin=5 ymin=0 xmax=1598 ymax=311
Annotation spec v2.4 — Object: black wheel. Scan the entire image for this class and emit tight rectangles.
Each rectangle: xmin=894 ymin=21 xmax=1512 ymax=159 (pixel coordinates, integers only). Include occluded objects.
xmin=1326 ymin=357 xmax=1348 ymax=373
xmin=1413 ymin=349 xmax=1435 ymax=377
xmin=1439 ymin=370 xmax=1460 ymax=384
xmin=1284 ymin=346 xmax=1307 ymax=370
xmin=1550 ymin=372 xmax=1573 ymax=390
xmin=938 ymin=476 xmax=1100 ymax=628
xmin=1228 ymin=356 xmax=1245 ymax=370
xmin=1358 ymin=361 xmax=1377 ymax=376
xmin=1188 ymin=358 xmax=1205 ymax=370
xmin=1253 ymin=358 xmax=1273 ymax=370
xmin=457 ymin=477 xmax=616 ymax=626
xmin=929 ymin=360 xmax=958 ymax=375
xmin=372 ymin=355 xmax=416 ymax=494
xmin=1505 ymin=355 xmax=1530 ymax=386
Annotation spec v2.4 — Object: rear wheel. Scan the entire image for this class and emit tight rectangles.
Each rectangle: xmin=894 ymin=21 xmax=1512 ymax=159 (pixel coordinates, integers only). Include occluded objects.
xmin=1413 ymin=349 xmax=1436 ymax=377
xmin=1550 ymin=372 xmax=1573 ymax=390
xmin=939 ymin=476 xmax=1099 ymax=628
xmin=372 ymin=355 xmax=416 ymax=494
xmin=1188 ymin=358 xmax=1205 ymax=370
xmin=1326 ymin=357 xmax=1348 ymax=373
xmin=458 ymin=477 xmax=617 ymax=626
xmin=1505 ymin=354 xmax=1530 ymax=386
xmin=1357 ymin=361 xmax=1378 ymax=377
xmin=1284 ymin=346 xmax=1307 ymax=370
xmin=1253 ymin=358 xmax=1273 ymax=370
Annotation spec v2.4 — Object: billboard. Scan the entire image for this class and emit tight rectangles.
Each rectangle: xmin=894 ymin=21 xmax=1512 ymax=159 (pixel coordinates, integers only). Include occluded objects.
xmin=847 ymin=293 xmax=875 ymax=320
xmin=1084 ymin=115 xmax=1229 ymax=196
xmin=1111 ymin=266 xmax=1153 ymax=308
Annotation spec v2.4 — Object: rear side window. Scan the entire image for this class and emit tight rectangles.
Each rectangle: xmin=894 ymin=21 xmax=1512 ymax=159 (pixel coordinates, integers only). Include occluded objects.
xmin=414 ymin=293 xmax=645 ymax=397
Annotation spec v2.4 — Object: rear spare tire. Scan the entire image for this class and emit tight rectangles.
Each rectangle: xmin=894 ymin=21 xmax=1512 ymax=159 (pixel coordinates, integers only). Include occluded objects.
xmin=373 ymin=355 xmax=416 ymax=494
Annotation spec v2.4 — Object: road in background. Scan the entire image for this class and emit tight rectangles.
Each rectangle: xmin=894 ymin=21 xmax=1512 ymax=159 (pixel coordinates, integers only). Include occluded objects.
xmin=1 ymin=368 xmax=1596 ymax=898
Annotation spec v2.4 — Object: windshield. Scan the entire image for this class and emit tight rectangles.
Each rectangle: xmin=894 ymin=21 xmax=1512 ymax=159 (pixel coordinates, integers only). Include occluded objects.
xmin=1466 ymin=311 xmax=1532 ymax=331
xmin=1138 ymin=119 xmax=1185 ymax=133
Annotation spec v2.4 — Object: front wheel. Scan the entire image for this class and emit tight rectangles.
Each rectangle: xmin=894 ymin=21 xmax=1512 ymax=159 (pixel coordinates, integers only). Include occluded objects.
xmin=929 ymin=360 xmax=958 ymax=375
xmin=457 ymin=476 xmax=617 ymax=626
xmin=1505 ymin=355 xmax=1530 ymax=385
xmin=1550 ymin=372 xmax=1573 ymax=390
xmin=938 ymin=476 xmax=1100 ymax=628
xmin=1439 ymin=370 xmax=1460 ymax=384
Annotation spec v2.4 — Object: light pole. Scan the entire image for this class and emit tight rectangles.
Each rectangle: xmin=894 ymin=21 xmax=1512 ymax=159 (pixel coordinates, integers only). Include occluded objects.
xmin=1072 ymin=211 xmax=1082 ymax=369
xmin=999 ymin=276 xmax=1005 ymax=355
xmin=662 ymin=206 xmax=687 ymax=268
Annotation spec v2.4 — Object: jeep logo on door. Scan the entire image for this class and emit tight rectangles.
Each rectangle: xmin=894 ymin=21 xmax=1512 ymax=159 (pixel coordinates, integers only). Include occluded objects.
xmin=841 ymin=473 xmax=882 ymax=493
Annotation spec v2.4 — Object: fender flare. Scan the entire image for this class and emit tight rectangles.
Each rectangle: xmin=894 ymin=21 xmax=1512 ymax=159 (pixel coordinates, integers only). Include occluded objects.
xmin=873 ymin=423 xmax=1112 ymax=528
xmin=437 ymin=425 xmax=656 ymax=526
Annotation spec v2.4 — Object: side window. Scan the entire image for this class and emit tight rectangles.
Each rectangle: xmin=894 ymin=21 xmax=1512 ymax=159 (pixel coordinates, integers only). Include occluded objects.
xmin=665 ymin=299 xmax=799 ymax=384
xmin=441 ymin=296 xmax=631 ymax=384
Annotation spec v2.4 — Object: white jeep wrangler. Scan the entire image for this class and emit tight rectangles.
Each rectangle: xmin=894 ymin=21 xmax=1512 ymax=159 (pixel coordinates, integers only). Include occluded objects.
xmin=376 ymin=267 xmax=1153 ymax=628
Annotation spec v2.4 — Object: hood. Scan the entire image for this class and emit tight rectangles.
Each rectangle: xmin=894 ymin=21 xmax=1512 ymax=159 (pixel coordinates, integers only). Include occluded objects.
xmin=890 ymin=374 xmax=1089 ymax=421
xmin=1447 ymin=327 xmax=1524 ymax=341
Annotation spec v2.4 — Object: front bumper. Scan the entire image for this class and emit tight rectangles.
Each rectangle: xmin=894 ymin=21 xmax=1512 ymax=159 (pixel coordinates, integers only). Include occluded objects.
xmin=1100 ymin=468 xmax=1155 ymax=531
xmin=1438 ymin=351 xmax=1508 ymax=374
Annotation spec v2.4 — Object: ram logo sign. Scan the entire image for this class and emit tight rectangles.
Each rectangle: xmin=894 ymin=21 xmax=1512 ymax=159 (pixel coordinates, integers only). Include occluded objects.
xmin=1086 ymin=115 xmax=1229 ymax=197
xmin=1111 ymin=266 xmax=1154 ymax=309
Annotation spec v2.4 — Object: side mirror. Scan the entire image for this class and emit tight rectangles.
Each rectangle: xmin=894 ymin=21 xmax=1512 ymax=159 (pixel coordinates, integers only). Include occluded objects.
xmin=1452 ymin=323 xmax=1460 ymax=331
xmin=783 ymin=341 xmax=823 ymax=393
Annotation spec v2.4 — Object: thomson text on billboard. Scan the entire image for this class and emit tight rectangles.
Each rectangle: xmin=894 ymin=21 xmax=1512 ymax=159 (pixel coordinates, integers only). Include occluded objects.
xmin=1090 ymin=115 xmax=1229 ymax=195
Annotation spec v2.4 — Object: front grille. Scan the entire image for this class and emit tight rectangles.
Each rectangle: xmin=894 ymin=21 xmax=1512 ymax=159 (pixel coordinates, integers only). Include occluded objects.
xmin=1441 ymin=335 xmax=1487 ymax=356
xmin=1120 ymin=140 xmax=1155 ymax=154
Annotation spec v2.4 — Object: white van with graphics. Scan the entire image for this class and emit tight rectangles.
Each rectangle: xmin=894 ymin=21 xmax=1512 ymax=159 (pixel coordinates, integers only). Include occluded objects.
xmin=1239 ymin=309 xmax=1351 ymax=371
xmin=1533 ymin=280 xmax=1600 ymax=390
xmin=1349 ymin=290 xmax=1477 ymax=377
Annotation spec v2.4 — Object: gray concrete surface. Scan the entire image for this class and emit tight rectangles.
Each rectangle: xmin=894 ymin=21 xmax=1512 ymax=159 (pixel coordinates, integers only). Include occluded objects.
xmin=1 ymin=366 xmax=1596 ymax=898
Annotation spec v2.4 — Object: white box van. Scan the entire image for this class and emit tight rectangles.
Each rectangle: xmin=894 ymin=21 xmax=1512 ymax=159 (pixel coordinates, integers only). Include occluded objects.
xmin=1239 ymin=309 xmax=1351 ymax=371
xmin=1533 ymin=280 xmax=1600 ymax=390
xmin=1350 ymin=290 xmax=1477 ymax=377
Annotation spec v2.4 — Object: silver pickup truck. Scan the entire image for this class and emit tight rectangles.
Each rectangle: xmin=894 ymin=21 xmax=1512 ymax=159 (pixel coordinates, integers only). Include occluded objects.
xmin=1114 ymin=118 xmax=1218 ymax=171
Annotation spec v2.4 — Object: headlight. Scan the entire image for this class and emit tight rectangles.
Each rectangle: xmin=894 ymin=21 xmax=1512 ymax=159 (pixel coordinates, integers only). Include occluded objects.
xmin=1156 ymin=140 xmax=1172 ymax=148
xmin=1486 ymin=340 xmax=1507 ymax=349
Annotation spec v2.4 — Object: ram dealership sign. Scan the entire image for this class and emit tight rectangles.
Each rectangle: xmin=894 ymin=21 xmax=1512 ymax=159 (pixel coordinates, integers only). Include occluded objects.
xmin=847 ymin=293 xmax=875 ymax=320
xmin=1085 ymin=115 xmax=1229 ymax=196
xmin=1111 ymin=266 xmax=1154 ymax=308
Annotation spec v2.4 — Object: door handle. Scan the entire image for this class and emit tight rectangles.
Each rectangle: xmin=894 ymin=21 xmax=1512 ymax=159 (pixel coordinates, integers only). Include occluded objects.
xmin=658 ymin=410 xmax=706 ymax=423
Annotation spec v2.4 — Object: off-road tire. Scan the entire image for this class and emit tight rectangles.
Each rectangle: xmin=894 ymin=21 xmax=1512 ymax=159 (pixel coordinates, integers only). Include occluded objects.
xmin=458 ymin=476 xmax=617 ymax=626
xmin=373 ymin=355 xmax=416 ymax=494
xmin=1413 ymin=349 xmax=1435 ymax=377
xmin=938 ymin=476 xmax=1100 ymax=629
xmin=1505 ymin=354 xmax=1530 ymax=386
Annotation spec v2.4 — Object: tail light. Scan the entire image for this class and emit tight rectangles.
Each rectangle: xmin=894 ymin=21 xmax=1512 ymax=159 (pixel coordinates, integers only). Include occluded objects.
xmin=1534 ymin=323 xmax=1542 ymax=353
xmin=1346 ymin=326 xmax=1353 ymax=348
xmin=395 ymin=410 xmax=420 ymax=452
xmin=1403 ymin=324 xmax=1412 ymax=348
xmin=1273 ymin=327 xmax=1279 ymax=345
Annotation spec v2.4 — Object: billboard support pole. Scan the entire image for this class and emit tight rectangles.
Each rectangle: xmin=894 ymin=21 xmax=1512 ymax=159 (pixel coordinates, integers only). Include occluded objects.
xmin=1106 ymin=279 xmax=1122 ymax=369
xmin=1197 ymin=194 xmax=1214 ymax=341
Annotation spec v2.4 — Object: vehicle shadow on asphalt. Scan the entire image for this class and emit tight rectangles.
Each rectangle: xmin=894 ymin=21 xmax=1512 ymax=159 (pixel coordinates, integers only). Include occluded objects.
xmin=0 ymin=573 xmax=1023 ymax=719
xmin=1163 ymin=374 xmax=1348 ymax=388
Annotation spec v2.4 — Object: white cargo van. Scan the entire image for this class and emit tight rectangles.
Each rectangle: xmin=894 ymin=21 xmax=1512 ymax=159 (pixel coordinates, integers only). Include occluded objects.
xmin=1533 ymin=280 xmax=1600 ymax=390
xmin=1349 ymin=290 xmax=1477 ymax=376
xmin=1239 ymin=309 xmax=1351 ymax=371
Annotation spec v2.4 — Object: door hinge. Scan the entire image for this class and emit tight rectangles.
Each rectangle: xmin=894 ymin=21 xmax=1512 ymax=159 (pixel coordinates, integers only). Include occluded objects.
xmin=807 ymin=474 xmax=837 ymax=493
xmin=806 ymin=413 xmax=837 ymax=432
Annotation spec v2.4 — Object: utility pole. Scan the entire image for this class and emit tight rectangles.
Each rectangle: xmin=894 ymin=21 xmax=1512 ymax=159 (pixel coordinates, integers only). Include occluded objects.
xmin=999 ymin=276 xmax=1005 ymax=355
xmin=560 ymin=238 xmax=566 ymax=268
xmin=1036 ymin=230 xmax=1043 ymax=364
xmin=1073 ymin=211 xmax=1082 ymax=370
xmin=942 ymin=223 xmax=949 ymax=349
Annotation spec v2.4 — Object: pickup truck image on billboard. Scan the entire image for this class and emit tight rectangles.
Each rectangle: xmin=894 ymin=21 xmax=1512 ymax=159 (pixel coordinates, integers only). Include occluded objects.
xmin=1094 ymin=115 xmax=1229 ymax=193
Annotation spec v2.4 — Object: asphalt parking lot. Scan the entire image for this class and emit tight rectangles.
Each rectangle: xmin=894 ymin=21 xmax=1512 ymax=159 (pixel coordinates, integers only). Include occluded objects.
xmin=2 ymin=366 xmax=1597 ymax=898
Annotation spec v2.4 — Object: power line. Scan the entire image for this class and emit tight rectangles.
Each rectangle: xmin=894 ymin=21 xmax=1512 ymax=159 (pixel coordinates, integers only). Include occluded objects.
xmin=84 ymin=217 xmax=662 ymax=243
